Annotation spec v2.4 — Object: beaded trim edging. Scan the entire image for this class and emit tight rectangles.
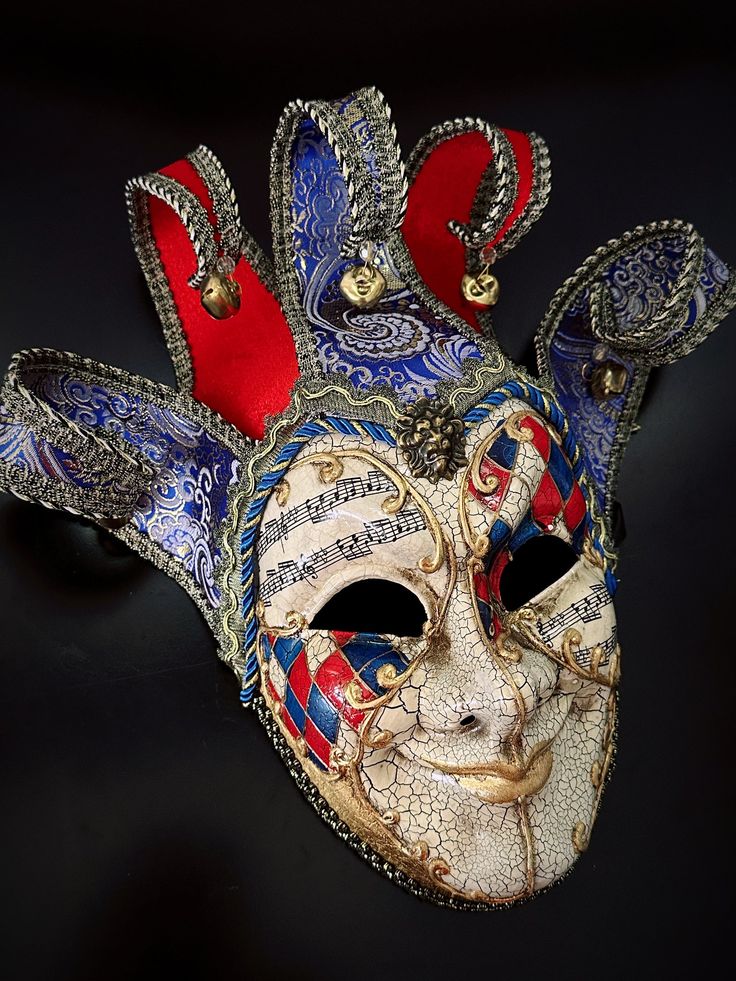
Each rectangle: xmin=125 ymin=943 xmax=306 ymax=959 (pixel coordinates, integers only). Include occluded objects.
xmin=405 ymin=116 xmax=552 ymax=263
xmin=269 ymin=90 xmax=516 ymax=396
xmin=0 ymin=346 xmax=254 ymax=654
xmin=126 ymin=146 xmax=278 ymax=393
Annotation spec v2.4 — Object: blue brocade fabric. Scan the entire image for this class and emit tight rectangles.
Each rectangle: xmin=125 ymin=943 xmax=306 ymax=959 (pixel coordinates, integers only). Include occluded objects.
xmin=548 ymin=301 xmax=634 ymax=513
xmin=549 ymin=234 xmax=731 ymax=512
xmin=290 ymin=104 xmax=482 ymax=401
xmin=0 ymin=372 xmax=238 ymax=607
xmin=0 ymin=403 xmax=104 ymax=489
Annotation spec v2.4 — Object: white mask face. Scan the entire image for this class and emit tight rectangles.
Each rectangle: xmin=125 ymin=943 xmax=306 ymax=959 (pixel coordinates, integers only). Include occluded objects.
xmin=255 ymin=398 xmax=618 ymax=904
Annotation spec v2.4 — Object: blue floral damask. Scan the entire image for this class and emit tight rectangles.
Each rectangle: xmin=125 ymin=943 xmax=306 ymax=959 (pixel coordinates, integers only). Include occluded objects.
xmin=548 ymin=303 xmax=633 ymax=514
xmin=290 ymin=112 xmax=482 ymax=400
xmin=2 ymin=373 xmax=238 ymax=607
xmin=605 ymin=235 xmax=687 ymax=331
xmin=0 ymin=404 xmax=97 ymax=486
xmin=549 ymin=233 xmax=732 ymax=512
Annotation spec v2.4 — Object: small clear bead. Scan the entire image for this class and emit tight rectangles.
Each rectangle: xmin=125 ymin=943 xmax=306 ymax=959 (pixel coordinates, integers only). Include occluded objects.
xmin=592 ymin=343 xmax=608 ymax=363
xmin=217 ymin=255 xmax=236 ymax=275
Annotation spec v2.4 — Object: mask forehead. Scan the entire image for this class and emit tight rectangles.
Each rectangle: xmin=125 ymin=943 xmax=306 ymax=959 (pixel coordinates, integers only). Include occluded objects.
xmin=257 ymin=398 xmax=572 ymax=630
xmin=257 ymin=430 xmax=451 ymax=627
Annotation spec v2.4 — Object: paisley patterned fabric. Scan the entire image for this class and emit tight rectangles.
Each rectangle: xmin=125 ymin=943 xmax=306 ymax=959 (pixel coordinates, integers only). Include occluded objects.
xmin=606 ymin=236 xmax=730 ymax=343
xmin=2 ymin=372 xmax=238 ymax=606
xmin=291 ymin=117 xmax=482 ymax=400
xmin=606 ymin=235 xmax=687 ymax=332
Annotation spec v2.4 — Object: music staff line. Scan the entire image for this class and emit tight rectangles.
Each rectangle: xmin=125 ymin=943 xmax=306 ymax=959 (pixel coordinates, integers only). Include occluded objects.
xmin=258 ymin=470 xmax=395 ymax=557
xmin=260 ymin=509 xmax=426 ymax=603
xmin=536 ymin=583 xmax=612 ymax=643
xmin=566 ymin=628 xmax=617 ymax=668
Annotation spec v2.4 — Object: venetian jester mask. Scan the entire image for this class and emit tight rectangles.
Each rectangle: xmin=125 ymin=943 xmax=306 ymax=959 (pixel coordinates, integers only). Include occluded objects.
xmin=1 ymin=89 xmax=733 ymax=907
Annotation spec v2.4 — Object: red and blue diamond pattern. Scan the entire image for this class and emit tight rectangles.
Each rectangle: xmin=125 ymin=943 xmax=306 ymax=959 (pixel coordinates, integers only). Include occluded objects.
xmin=470 ymin=413 xmax=588 ymax=556
xmin=471 ymin=412 xmax=590 ymax=636
xmin=261 ymin=631 xmax=408 ymax=771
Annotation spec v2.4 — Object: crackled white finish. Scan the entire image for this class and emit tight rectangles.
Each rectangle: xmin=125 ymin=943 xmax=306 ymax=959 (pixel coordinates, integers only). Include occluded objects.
xmin=256 ymin=399 xmax=617 ymax=903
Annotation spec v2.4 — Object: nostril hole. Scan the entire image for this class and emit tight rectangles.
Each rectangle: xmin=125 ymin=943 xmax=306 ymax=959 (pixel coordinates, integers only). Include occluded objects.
xmin=459 ymin=714 xmax=476 ymax=728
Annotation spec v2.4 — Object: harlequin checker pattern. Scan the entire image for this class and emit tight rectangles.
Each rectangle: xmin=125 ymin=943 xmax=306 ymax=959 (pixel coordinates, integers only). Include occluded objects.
xmin=474 ymin=568 xmax=494 ymax=637
xmin=470 ymin=413 xmax=589 ymax=558
xmin=260 ymin=631 xmax=409 ymax=771
xmin=470 ymin=413 xmax=591 ymax=637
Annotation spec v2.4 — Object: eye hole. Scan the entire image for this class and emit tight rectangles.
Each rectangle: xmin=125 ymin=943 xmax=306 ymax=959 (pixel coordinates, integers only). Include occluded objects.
xmin=309 ymin=579 xmax=427 ymax=636
xmin=499 ymin=535 xmax=578 ymax=611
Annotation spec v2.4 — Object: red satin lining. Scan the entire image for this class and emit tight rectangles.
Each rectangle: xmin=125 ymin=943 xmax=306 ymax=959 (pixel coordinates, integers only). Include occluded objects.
xmin=146 ymin=129 xmax=535 ymax=436
xmin=402 ymin=129 xmax=534 ymax=332
xmin=148 ymin=160 xmax=299 ymax=440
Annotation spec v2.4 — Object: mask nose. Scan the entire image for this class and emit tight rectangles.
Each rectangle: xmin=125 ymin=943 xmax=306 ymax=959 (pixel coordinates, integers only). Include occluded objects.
xmin=416 ymin=628 xmax=529 ymax=743
xmin=414 ymin=579 xmax=558 ymax=746
xmin=416 ymin=577 xmax=523 ymax=737
xmin=419 ymin=699 xmax=486 ymax=734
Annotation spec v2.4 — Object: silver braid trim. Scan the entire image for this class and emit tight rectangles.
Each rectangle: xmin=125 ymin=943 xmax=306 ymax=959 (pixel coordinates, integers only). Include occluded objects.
xmin=407 ymin=117 xmax=551 ymax=262
xmin=125 ymin=172 xmax=217 ymax=290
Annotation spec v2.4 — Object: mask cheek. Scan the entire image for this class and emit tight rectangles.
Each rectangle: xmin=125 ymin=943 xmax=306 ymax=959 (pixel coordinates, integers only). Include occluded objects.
xmin=258 ymin=626 xmax=425 ymax=775
xmin=258 ymin=628 xmax=362 ymax=772
xmin=361 ymin=647 xmax=427 ymax=750
xmin=528 ymin=560 xmax=619 ymax=686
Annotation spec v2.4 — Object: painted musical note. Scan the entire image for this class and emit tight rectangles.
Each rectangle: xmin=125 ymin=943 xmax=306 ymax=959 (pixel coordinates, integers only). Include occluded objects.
xmin=260 ymin=506 xmax=427 ymax=603
xmin=536 ymin=584 xmax=612 ymax=644
xmin=257 ymin=470 xmax=394 ymax=557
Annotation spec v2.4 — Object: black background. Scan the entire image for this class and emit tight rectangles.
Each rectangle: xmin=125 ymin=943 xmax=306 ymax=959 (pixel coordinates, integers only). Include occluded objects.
xmin=1 ymin=3 xmax=735 ymax=978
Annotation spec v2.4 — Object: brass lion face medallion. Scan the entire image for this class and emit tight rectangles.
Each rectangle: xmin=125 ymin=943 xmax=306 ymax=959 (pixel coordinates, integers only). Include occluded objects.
xmin=395 ymin=397 xmax=467 ymax=482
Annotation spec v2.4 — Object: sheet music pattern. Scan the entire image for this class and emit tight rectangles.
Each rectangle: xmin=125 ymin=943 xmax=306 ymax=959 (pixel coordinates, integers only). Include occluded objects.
xmin=260 ymin=508 xmax=427 ymax=604
xmin=536 ymin=583 xmax=612 ymax=644
xmin=571 ymin=627 xmax=618 ymax=669
xmin=257 ymin=470 xmax=395 ymax=558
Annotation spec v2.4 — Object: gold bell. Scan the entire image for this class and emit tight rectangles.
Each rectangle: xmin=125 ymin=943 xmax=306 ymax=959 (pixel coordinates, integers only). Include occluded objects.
xmin=590 ymin=360 xmax=629 ymax=401
xmin=200 ymin=271 xmax=242 ymax=320
xmin=461 ymin=269 xmax=500 ymax=309
xmin=339 ymin=259 xmax=386 ymax=310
